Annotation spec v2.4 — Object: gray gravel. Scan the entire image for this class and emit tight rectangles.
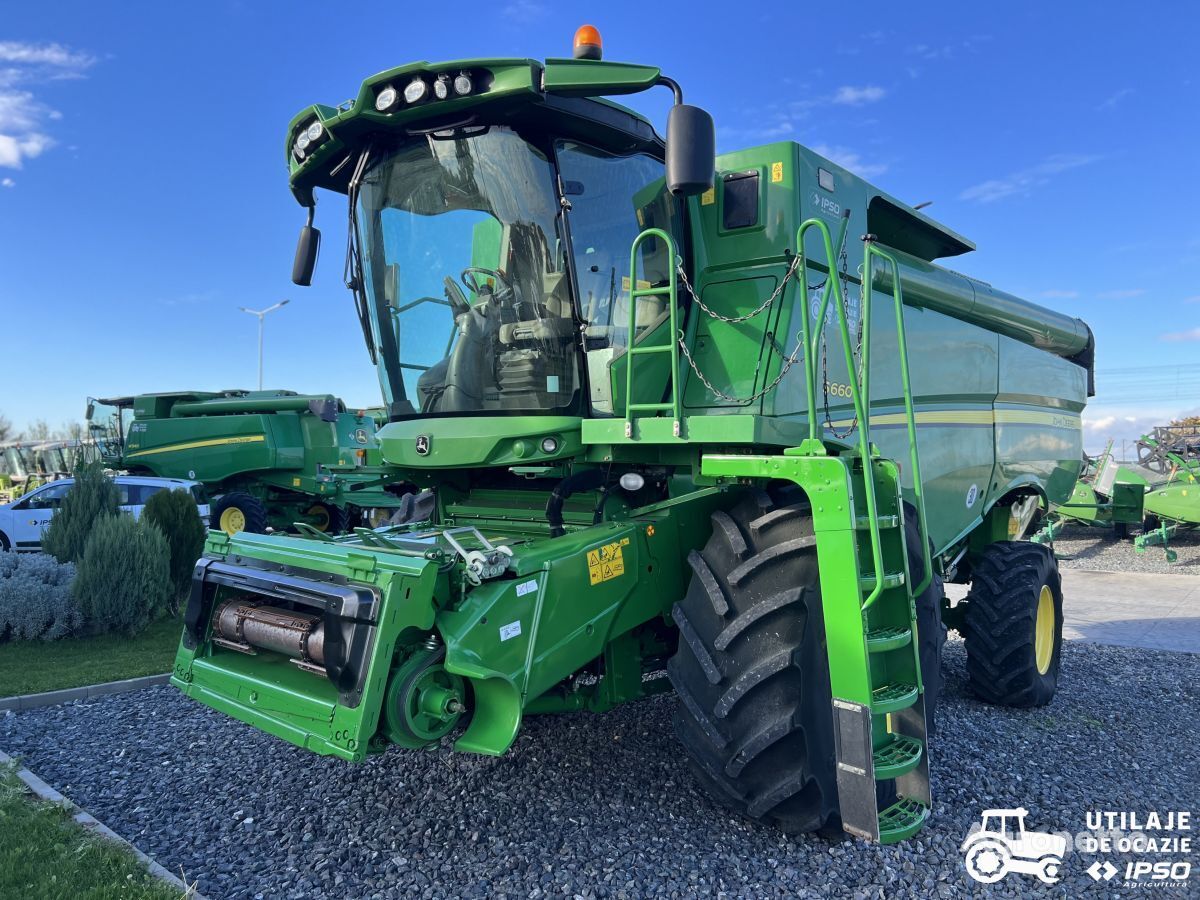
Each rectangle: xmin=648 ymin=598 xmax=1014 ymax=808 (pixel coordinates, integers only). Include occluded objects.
xmin=1052 ymin=525 xmax=1200 ymax=575
xmin=2 ymin=638 xmax=1197 ymax=899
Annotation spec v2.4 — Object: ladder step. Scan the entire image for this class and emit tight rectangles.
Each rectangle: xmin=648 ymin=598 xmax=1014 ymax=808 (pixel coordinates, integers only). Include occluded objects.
xmin=871 ymin=682 xmax=918 ymax=714
xmin=856 ymin=514 xmax=899 ymax=530
xmin=878 ymin=797 xmax=930 ymax=845
xmin=865 ymin=626 xmax=912 ymax=653
xmin=872 ymin=734 xmax=923 ymax=780
xmin=859 ymin=572 xmax=905 ymax=591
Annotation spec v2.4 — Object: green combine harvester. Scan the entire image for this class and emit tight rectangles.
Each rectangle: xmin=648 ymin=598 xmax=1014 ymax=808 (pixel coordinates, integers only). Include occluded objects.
xmin=87 ymin=391 xmax=412 ymax=533
xmin=171 ymin=28 xmax=1095 ymax=842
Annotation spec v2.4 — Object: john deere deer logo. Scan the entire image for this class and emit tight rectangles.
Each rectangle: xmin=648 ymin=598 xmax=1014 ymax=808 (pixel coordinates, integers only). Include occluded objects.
xmin=415 ymin=434 xmax=431 ymax=456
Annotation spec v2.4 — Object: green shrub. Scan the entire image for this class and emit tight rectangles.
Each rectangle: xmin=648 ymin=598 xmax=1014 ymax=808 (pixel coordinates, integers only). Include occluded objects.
xmin=42 ymin=461 xmax=121 ymax=565
xmin=73 ymin=516 xmax=172 ymax=636
xmin=142 ymin=488 xmax=206 ymax=614
xmin=0 ymin=552 xmax=80 ymax=641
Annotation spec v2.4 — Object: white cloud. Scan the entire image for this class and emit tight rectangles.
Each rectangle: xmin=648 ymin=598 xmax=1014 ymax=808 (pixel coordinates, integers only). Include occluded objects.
xmin=0 ymin=41 xmax=95 ymax=70
xmin=958 ymin=154 xmax=1101 ymax=203
xmin=1161 ymin=327 xmax=1200 ymax=342
xmin=1097 ymin=288 xmax=1146 ymax=300
xmin=1183 ymin=295 xmax=1200 ymax=304
xmin=810 ymin=143 xmax=888 ymax=178
xmin=831 ymin=85 xmax=885 ymax=105
xmin=1039 ymin=289 xmax=1080 ymax=299
xmin=0 ymin=41 xmax=94 ymax=172
xmin=1097 ymin=88 xmax=1133 ymax=111
xmin=1 ymin=176 xmax=13 ymax=187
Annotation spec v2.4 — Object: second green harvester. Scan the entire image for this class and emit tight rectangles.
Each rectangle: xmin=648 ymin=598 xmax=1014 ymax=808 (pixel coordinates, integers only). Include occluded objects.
xmin=171 ymin=28 xmax=1094 ymax=847
xmin=88 ymin=390 xmax=412 ymax=533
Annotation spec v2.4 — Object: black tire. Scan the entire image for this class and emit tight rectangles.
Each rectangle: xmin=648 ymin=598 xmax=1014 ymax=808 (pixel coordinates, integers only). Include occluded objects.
xmin=904 ymin=503 xmax=946 ymax=739
xmin=210 ymin=491 xmax=269 ymax=535
xmin=1113 ymin=521 xmax=1129 ymax=540
xmin=667 ymin=488 xmax=944 ymax=834
xmin=306 ymin=501 xmax=350 ymax=534
xmin=964 ymin=541 xmax=1063 ymax=707
xmin=0 ymin=531 xmax=10 ymax=552
xmin=1143 ymin=515 xmax=1161 ymax=533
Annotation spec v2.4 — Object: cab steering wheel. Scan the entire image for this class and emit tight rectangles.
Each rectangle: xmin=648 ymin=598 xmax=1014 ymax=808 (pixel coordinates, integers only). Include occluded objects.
xmin=461 ymin=266 xmax=509 ymax=296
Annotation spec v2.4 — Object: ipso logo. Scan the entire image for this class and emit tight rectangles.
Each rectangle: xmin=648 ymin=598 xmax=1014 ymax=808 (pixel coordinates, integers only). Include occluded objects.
xmin=961 ymin=807 xmax=1194 ymax=888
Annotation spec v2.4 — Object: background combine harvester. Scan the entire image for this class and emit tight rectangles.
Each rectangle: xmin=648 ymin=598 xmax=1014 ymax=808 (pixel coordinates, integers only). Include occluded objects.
xmin=1035 ymin=426 xmax=1200 ymax=560
xmin=87 ymin=390 xmax=415 ymax=534
xmin=170 ymin=28 xmax=1094 ymax=843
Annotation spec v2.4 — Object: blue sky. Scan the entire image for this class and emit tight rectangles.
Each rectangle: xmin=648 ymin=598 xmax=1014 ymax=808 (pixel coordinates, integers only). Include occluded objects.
xmin=2 ymin=1 xmax=1197 ymax=452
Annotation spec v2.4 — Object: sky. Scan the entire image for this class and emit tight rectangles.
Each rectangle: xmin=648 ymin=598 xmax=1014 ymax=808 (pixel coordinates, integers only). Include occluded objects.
xmin=1 ymin=0 xmax=1198 ymax=454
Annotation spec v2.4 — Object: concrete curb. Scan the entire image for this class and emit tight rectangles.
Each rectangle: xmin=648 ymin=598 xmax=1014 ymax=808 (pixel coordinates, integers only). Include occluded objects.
xmin=0 ymin=673 xmax=171 ymax=712
xmin=0 ymin=748 xmax=208 ymax=899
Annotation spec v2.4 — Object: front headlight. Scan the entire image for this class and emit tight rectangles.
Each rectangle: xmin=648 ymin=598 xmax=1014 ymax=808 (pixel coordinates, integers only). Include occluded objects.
xmin=453 ymin=72 xmax=473 ymax=96
xmin=306 ymin=122 xmax=324 ymax=142
xmin=403 ymin=78 xmax=428 ymax=104
xmin=433 ymin=75 xmax=450 ymax=100
xmin=296 ymin=132 xmax=312 ymax=151
xmin=375 ymin=86 xmax=399 ymax=111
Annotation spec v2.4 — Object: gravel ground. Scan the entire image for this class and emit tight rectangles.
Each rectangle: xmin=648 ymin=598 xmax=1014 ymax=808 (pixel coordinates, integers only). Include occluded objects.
xmin=2 ymin=638 xmax=1197 ymax=899
xmin=1052 ymin=525 xmax=1200 ymax=575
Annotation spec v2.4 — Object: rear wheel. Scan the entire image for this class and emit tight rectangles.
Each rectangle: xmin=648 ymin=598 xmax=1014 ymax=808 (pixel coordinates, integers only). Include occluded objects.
xmin=667 ymin=487 xmax=944 ymax=833
xmin=210 ymin=492 xmax=269 ymax=535
xmin=964 ymin=541 xmax=1063 ymax=706
xmin=306 ymin=502 xmax=349 ymax=534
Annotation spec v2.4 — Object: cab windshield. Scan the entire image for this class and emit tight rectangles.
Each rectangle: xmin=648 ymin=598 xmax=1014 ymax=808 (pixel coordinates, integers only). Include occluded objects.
xmin=355 ymin=127 xmax=577 ymax=417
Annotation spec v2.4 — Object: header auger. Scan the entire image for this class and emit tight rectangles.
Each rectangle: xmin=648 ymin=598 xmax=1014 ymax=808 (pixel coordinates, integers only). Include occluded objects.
xmin=171 ymin=27 xmax=1092 ymax=843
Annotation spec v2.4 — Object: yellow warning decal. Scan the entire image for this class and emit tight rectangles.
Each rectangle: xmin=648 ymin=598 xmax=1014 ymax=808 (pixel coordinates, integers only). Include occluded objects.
xmin=587 ymin=537 xmax=630 ymax=585
xmin=293 ymin=477 xmax=302 ymax=487
xmin=701 ymin=187 xmax=715 ymax=205
xmin=620 ymin=276 xmax=654 ymax=292
xmin=771 ymin=161 xmax=783 ymax=183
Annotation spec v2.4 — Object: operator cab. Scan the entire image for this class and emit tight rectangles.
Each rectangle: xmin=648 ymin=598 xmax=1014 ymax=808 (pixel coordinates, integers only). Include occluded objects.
xmin=353 ymin=118 xmax=682 ymax=421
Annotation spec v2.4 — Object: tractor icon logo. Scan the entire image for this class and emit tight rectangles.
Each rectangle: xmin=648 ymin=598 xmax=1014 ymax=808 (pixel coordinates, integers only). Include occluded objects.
xmin=961 ymin=808 xmax=1066 ymax=885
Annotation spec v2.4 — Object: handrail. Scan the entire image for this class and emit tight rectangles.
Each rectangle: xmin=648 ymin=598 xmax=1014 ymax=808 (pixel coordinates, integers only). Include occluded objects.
xmin=622 ymin=228 xmax=681 ymax=438
xmin=794 ymin=218 xmax=886 ymax=608
xmin=862 ymin=240 xmax=932 ymax=596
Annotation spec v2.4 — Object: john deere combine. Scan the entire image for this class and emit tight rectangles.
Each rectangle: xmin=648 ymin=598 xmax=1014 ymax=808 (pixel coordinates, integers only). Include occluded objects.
xmin=88 ymin=391 xmax=410 ymax=533
xmin=171 ymin=29 xmax=1094 ymax=842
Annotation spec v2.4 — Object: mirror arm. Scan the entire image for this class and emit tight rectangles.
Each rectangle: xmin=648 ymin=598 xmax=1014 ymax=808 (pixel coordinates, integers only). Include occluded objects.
xmin=656 ymin=76 xmax=683 ymax=105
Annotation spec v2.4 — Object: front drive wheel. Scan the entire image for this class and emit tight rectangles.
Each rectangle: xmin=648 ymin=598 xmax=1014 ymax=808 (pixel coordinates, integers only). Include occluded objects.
xmin=666 ymin=487 xmax=944 ymax=834
xmin=964 ymin=541 xmax=1063 ymax=707
xmin=210 ymin=492 xmax=269 ymax=535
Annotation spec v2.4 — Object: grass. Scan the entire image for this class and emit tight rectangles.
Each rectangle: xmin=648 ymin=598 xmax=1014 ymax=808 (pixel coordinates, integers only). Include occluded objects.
xmin=0 ymin=764 xmax=184 ymax=899
xmin=0 ymin=617 xmax=182 ymax=697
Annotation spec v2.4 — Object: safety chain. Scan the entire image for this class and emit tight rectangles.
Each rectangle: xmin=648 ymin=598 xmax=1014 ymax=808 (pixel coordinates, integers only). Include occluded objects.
xmin=821 ymin=237 xmax=865 ymax=439
xmin=677 ymin=327 xmax=810 ymax=405
xmin=675 ymin=254 xmax=801 ymax=324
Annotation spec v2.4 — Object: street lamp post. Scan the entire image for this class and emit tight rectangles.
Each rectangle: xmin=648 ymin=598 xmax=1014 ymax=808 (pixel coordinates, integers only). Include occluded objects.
xmin=238 ymin=300 xmax=290 ymax=390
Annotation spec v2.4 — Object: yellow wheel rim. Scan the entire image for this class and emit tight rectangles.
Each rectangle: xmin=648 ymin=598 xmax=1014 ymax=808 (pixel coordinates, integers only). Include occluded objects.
xmin=307 ymin=504 xmax=332 ymax=532
xmin=1035 ymin=584 xmax=1055 ymax=674
xmin=219 ymin=506 xmax=246 ymax=535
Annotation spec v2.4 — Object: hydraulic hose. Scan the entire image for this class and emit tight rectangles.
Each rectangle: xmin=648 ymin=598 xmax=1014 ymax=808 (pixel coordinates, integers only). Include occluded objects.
xmin=546 ymin=468 xmax=608 ymax=538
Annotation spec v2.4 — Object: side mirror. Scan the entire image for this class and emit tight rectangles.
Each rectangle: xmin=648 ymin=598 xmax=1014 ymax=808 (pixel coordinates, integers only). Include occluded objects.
xmin=292 ymin=224 xmax=321 ymax=286
xmin=85 ymin=401 xmax=95 ymax=420
xmin=665 ymin=104 xmax=715 ymax=197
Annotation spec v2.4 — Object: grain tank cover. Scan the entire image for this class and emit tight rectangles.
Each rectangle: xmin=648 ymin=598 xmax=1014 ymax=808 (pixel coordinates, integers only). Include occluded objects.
xmin=867 ymin=196 xmax=974 ymax=262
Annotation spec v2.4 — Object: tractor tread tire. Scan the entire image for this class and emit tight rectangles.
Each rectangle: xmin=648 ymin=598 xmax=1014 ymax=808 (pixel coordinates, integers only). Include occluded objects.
xmin=667 ymin=489 xmax=840 ymax=834
xmin=963 ymin=541 xmax=1062 ymax=707
xmin=211 ymin=491 xmax=269 ymax=535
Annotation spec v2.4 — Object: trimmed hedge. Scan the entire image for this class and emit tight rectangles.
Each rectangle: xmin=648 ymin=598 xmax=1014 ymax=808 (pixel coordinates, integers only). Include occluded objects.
xmin=72 ymin=516 xmax=172 ymax=636
xmin=42 ymin=461 xmax=120 ymax=564
xmin=0 ymin=552 xmax=80 ymax=642
xmin=142 ymin=488 xmax=206 ymax=614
